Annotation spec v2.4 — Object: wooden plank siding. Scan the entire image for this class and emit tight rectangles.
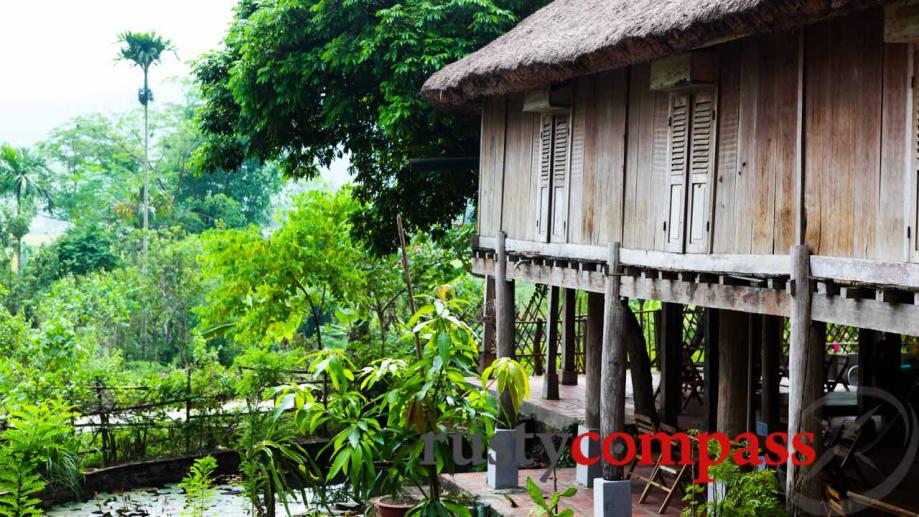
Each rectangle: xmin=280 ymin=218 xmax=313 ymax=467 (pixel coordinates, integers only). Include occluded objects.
xmin=805 ymin=9 xmax=893 ymax=260
xmin=478 ymin=97 xmax=507 ymax=238
xmin=475 ymin=8 xmax=914 ymax=275
xmin=501 ymin=95 xmax=538 ymax=240
xmin=571 ymin=70 xmax=628 ymax=245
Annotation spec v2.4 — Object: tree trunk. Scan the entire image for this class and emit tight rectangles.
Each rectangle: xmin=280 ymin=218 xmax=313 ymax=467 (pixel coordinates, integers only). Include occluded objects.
xmin=622 ymin=304 xmax=657 ymax=427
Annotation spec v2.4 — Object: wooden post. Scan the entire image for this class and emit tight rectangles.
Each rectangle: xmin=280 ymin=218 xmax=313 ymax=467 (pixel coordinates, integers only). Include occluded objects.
xmin=703 ymin=309 xmax=719 ymax=432
xmin=480 ymin=276 xmax=497 ymax=372
xmin=761 ymin=315 xmax=783 ymax=432
xmin=787 ymin=244 xmax=824 ymax=512
xmin=585 ymin=292 xmax=603 ymax=429
xmin=857 ymin=328 xmax=878 ymax=414
xmin=659 ymin=303 xmax=683 ymax=427
xmin=747 ymin=314 xmax=762 ymax=433
xmin=543 ymin=286 xmax=561 ymax=400
xmin=624 ymin=307 xmax=658 ymax=426
xmin=533 ymin=320 xmax=544 ymax=375
xmin=878 ymin=333 xmax=903 ymax=421
xmin=718 ymin=310 xmax=750 ymax=436
xmin=495 ymin=231 xmax=516 ymax=425
xmin=600 ymin=242 xmax=626 ymax=480
xmin=561 ymin=288 xmax=578 ymax=385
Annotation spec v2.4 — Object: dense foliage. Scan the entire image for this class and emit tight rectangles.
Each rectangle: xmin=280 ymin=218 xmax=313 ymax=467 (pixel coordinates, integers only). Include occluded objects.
xmin=194 ymin=0 xmax=543 ymax=252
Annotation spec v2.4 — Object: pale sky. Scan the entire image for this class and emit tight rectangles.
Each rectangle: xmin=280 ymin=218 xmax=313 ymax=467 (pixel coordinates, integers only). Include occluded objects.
xmin=0 ymin=0 xmax=238 ymax=146
xmin=0 ymin=0 xmax=351 ymax=186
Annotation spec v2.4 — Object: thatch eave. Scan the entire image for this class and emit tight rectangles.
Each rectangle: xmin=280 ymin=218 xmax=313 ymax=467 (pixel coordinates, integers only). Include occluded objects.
xmin=422 ymin=0 xmax=884 ymax=110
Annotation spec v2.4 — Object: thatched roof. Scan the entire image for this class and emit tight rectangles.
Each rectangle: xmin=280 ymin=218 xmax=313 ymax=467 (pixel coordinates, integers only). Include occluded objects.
xmin=422 ymin=0 xmax=882 ymax=108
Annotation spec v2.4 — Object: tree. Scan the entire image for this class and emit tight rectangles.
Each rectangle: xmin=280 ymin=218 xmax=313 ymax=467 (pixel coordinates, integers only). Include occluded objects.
xmin=197 ymin=189 xmax=364 ymax=349
xmin=194 ymin=0 xmax=543 ymax=253
xmin=38 ymin=113 xmax=142 ymax=224
xmin=116 ymin=31 xmax=174 ymax=259
xmin=0 ymin=146 xmax=52 ymax=276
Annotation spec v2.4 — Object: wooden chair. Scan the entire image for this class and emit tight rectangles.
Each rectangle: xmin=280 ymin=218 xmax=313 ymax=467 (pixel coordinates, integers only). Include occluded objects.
xmin=626 ymin=413 xmax=659 ymax=480
xmin=825 ymin=412 xmax=878 ymax=486
xmin=636 ymin=423 xmax=695 ymax=514
xmin=825 ymin=485 xmax=848 ymax=516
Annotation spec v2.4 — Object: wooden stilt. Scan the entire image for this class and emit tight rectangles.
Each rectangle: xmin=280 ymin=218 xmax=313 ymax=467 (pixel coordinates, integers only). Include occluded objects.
xmin=585 ymin=292 xmax=603 ymax=429
xmin=878 ymin=333 xmax=903 ymax=421
xmin=480 ymin=275 xmax=496 ymax=372
xmin=703 ymin=308 xmax=719 ymax=432
xmin=761 ymin=315 xmax=783 ymax=432
xmin=747 ymin=314 xmax=762 ymax=433
xmin=659 ymin=303 xmax=683 ymax=427
xmin=856 ymin=328 xmax=879 ymax=415
xmin=495 ymin=231 xmax=517 ymax=424
xmin=543 ymin=286 xmax=561 ymax=400
xmin=624 ymin=307 xmax=658 ymax=426
xmin=600 ymin=242 xmax=626 ymax=481
xmin=717 ymin=310 xmax=750 ymax=436
xmin=787 ymin=244 xmax=824 ymax=514
xmin=561 ymin=288 xmax=578 ymax=385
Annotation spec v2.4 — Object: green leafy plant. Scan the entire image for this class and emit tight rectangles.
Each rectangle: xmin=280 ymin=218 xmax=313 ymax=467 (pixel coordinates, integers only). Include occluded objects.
xmin=526 ymin=477 xmax=576 ymax=517
xmin=285 ymin=291 xmax=494 ymax=515
xmin=682 ymin=437 xmax=785 ymax=517
xmin=0 ymin=451 xmax=44 ymax=517
xmin=0 ymin=400 xmax=80 ymax=495
xmin=236 ymin=408 xmax=321 ymax=517
xmin=481 ymin=357 xmax=530 ymax=428
xmin=179 ymin=455 xmax=218 ymax=517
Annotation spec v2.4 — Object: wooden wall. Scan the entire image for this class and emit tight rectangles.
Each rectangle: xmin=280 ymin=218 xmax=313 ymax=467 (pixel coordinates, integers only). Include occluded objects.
xmin=804 ymin=9 xmax=908 ymax=262
xmin=478 ymin=97 xmax=506 ymax=238
xmin=712 ymin=33 xmax=799 ymax=255
xmin=569 ymin=70 xmax=629 ymax=245
xmin=476 ymin=8 xmax=912 ymax=263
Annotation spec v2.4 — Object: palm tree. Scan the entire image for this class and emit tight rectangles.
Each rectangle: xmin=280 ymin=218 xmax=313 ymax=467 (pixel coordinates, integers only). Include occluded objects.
xmin=0 ymin=145 xmax=52 ymax=275
xmin=116 ymin=31 xmax=174 ymax=261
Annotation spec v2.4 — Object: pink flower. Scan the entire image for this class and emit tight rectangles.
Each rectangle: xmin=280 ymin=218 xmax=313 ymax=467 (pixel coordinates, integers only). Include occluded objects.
xmin=832 ymin=342 xmax=840 ymax=353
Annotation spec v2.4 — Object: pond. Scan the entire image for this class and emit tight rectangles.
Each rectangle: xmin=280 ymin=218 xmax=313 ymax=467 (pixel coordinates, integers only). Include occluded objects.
xmin=47 ymin=482 xmax=335 ymax=516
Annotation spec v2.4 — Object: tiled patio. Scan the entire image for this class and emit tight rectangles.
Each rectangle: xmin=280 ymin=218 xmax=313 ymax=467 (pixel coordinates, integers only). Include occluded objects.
xmin=443 ymin=467 xmax=687 ymax=516
xmin=496 ymin=373 xmax=705 ymax=432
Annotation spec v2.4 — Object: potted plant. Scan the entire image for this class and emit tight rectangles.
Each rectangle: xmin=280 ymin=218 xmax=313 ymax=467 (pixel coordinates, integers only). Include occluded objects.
xmin=481 ymin=356 xmax=530 ymax=489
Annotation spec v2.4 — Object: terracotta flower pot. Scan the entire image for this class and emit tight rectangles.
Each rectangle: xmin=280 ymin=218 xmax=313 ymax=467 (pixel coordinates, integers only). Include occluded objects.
xmin=372 ymin=496 xmax=415 ymax=517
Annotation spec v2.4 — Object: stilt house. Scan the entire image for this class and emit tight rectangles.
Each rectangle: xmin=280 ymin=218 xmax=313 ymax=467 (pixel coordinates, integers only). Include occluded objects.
xmin=423 ymin=0 xmax=919 ymax=511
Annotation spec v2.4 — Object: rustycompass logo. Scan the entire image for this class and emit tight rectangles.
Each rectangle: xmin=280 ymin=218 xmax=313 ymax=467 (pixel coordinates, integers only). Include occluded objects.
xmin=423 ymin=428 xmax=819 ymax=483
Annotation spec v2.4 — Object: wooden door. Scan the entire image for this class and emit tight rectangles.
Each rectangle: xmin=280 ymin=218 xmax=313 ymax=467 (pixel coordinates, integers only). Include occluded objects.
xmin=686 ymin=89 xmax=716 ymax=253
xmin=665 ymin=93 xmax=690 ymax=252
xmin=549 ymin=114 xmax=570 ymax=243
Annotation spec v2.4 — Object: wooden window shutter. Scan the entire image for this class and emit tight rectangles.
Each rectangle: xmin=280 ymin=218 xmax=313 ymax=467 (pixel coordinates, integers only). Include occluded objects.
xmin=686 ymin=89 xmax=716 ymax=253
xmin=536 ymin=114 xmax=553 ymax=242
xmin=665 ymin=93 xmax=690 ymax=252
xmin=549 ymin=114 xmax=570 ymax=243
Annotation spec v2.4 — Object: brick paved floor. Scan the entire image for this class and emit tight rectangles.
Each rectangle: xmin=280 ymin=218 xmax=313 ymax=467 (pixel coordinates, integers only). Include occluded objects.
xmin=443 ymin=467 xmax=688 ymax=516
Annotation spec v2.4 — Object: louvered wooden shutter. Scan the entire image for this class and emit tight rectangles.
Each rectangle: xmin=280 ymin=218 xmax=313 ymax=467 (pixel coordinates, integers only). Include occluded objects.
xmin=665 ymin=93 xmax=690 ymax=252
xmin=536 ymin=114 xmax=553 ymax=242
xmin=549 ymin=114 xmax=570 ymax=243
xmin=686 ymin=89 xmax=715 ymax=253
